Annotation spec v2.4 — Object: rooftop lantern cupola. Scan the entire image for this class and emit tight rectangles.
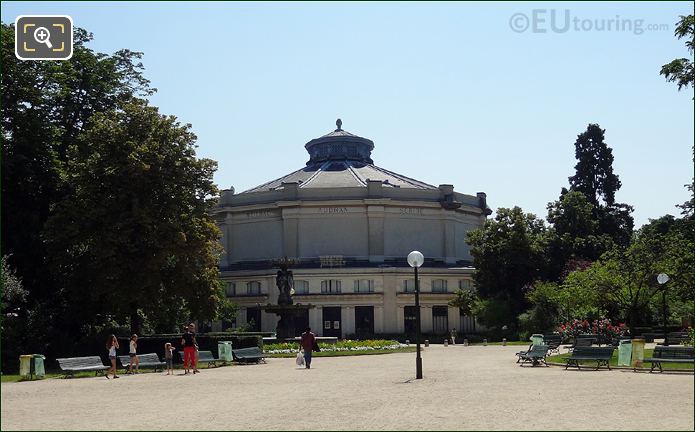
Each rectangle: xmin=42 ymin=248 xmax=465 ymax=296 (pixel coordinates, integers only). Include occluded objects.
xmin=304 ymin=118 xmax=375 ymax=165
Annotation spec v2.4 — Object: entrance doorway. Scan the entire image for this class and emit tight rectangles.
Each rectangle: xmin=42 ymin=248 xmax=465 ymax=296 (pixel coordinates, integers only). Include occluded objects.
xmin=404 ymin=306 xmax=417 ymax=335
xmin=432 ymin=306 xmax=449 ymax=334
xmin=322 ymin=307 xmax=342 ymax=338
xmin=295 ymin=309 xmax=309 ymax=337
xmin=246 ymin=307 xmax=262 ymax=332
xmin=355 ymin=306 xmax=374 ymax=337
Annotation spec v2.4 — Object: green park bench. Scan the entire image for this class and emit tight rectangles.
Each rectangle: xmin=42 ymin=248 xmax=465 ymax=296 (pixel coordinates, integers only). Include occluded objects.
xmin=542 ymin=334 xmax=562 ymax=354
xmin=516 ymin=344 xmax=550 ymax=367
xmin=658 ymin=332 xmax=690 ymax=346
xmin=232 ymin=346 xmax=266 ymax=364
xmin=565 ymin=347 xmax=615 ymax=370
xmin=197 ymin=350 xmax=221 ymax=368
xmin=56 ymin=356 xmax=109 ymax=378
xmin=117 ymin=353 xmax=166 ymax=373
xmin=566 ymin=336 xmax=595 ymax=352
xmin=642 ymin=346 xmax=694 ymax=373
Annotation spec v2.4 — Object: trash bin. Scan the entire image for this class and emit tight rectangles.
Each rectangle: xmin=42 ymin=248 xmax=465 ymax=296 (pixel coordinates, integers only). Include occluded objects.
xmin=32 ymin=354 xmax=46 ymax=379
xmin=19 ymin=355 xmax=34 ymax=379
xmin=218 ymin=341 xmax=233 ymax=364
xmin=631 ymin=338 xmax=646 ymax=368
xmin=618 ymin=340 xmax=632 ymax=366
xmin=530 ymin=334 xmax=544 ymax=346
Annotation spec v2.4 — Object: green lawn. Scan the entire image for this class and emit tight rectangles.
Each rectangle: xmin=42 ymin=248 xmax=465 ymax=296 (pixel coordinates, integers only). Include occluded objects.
xmin=1 ymin=368 xmax=179 ymax=383
xmin=1 ymin=371 xmax=105 ymax=382
xmin=269 ymin=347 xmax=417 ymax=358
xmin=547 ymin=349 xmax=694 ymax=370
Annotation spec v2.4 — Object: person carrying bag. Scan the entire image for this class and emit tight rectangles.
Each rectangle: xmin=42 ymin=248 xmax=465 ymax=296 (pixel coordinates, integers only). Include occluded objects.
xmin=300 ymin=327 xmax=317 ymax=369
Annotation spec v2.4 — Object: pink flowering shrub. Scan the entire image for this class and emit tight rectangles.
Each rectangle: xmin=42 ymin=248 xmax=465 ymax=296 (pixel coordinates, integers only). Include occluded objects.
xmin=557 ymin=319 xmax=627 ymax=341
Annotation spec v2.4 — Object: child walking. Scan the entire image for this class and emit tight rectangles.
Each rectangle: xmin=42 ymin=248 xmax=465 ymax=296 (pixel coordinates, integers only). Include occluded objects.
xmin=128 ymin=334 xmax=140 ymax=374
xmin=164 ymin=342 xmax=175 ymax=375
xmin=106 ymin=335 xmax=120 ymax=379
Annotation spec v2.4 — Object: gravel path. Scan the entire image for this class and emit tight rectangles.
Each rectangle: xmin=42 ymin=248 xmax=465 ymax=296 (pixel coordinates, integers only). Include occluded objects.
xmin=1 ymin=345 xmax=693 ymax=430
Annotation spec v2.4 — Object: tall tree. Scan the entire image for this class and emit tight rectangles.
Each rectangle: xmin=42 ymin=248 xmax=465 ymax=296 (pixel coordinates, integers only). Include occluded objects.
xmin=568 ymin=124 xmax=621 ymax=207
xmin=566 ymin=124 xmax=634 ymax=247
xmin=545 ymin=190 xmax=614 ymax=271
xmin=466 ymin=207 xmax=548 ymax=330
xmin=43 ymin=100 xmax=224 ymax=335
xmin=1 ymin=22 xmax=154 ymax=304
xmin=660 ymin=15 xmax=694 ymax=95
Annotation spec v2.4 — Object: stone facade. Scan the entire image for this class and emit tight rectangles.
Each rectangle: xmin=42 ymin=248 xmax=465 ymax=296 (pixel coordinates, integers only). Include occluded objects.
xmin=211 ymin=121 xmax=490 ymax=337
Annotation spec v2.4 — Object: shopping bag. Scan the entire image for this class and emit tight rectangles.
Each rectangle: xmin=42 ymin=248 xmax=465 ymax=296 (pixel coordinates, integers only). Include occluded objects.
xmin=296 ymin=351 xmax=305 ymax=366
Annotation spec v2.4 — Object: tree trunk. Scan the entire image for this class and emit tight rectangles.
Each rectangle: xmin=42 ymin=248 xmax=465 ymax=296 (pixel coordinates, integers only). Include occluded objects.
xmin=130 ymin=302 xmax=140 ymax=335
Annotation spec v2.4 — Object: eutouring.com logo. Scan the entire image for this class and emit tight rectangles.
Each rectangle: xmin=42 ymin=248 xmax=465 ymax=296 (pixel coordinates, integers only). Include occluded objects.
xmin=509 ymin=10 xmax=670 ymax=35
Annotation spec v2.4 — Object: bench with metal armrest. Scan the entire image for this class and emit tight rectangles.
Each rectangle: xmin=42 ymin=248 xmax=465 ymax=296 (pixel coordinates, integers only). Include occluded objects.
xmin=565 ymin=347 xmax=614 ymax=370
xmin=642 ymin=346 xmax=694 ymax=373
xmin=56 ymin=356 xmax=109 ymax=378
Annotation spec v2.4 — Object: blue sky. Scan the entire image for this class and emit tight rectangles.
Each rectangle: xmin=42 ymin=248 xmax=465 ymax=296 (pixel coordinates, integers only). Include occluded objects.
xmin=3 ymin=1 xmax=693 ymax=227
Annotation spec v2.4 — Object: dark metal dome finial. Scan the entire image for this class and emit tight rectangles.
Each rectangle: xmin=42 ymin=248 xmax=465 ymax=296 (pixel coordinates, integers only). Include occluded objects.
xmin=336 ymin=118 xmax=342 ymax=131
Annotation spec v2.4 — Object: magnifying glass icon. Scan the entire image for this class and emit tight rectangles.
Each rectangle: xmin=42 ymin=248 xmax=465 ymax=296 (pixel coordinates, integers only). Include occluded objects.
xmin=33 ymin=27 xmax=53 ymax=49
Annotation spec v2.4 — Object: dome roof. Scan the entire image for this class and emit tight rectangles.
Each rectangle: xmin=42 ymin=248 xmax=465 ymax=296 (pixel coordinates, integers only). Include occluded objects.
xmin=241 ymin=119 xmax=437 ymax=193
xmin=304 ymin=119 xmax=375 ymax=164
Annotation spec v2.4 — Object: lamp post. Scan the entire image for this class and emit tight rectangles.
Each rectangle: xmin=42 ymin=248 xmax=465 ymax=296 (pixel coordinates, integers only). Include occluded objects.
xmin=657 ymin=273 xmax=669 ymax=344
xmin=407 ymin=250 xmax=424 ymax=379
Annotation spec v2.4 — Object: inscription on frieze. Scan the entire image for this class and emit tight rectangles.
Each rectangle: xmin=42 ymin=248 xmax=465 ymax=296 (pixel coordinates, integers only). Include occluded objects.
xmin=320 ymin=255 xmax=345 ymax=267
xmin=399 ymin=207 xmax=424 ymax=215
xmin=320 ymin=207 xmax=349 ymax=214
xmin=246 ymin=210 xmax=278 ymax=218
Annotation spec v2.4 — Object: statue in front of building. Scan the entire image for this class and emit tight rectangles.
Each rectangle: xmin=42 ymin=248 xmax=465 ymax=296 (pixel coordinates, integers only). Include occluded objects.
xmin=276 ymin=257 xmax=295 ymax=306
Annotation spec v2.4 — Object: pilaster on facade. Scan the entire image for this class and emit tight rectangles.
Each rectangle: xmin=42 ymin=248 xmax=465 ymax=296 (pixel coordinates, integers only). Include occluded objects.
xmin=309 ymin=306 xmax=323 ymax=335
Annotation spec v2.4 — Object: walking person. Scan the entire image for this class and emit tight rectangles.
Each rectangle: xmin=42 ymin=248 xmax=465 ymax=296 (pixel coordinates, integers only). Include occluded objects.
xmin=164 ymin=342 xmax=175 ymax=375
xmin=128 ymin=334 xmax=140 ymax=374
xmin=106 ymin=335 xmax=120 ymax=379
xmin=181 ymin=323 xmax=198 ymax=374
xmin=450 ymin=328 xmax=457 ymax=345
xmin=300 ymin=327 xmax=317 ymax=369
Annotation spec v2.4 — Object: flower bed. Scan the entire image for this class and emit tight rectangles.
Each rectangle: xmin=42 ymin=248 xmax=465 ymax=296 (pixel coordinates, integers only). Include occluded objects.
xmin=557 ymin=318 xmax=627 ymax=342
xmin=263 ymin=339 xmax=404 ymax=354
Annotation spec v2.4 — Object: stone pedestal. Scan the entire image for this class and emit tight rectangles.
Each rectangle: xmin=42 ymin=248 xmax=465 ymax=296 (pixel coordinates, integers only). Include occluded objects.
xmin=261 ymin=304 xmax=315 ymax=341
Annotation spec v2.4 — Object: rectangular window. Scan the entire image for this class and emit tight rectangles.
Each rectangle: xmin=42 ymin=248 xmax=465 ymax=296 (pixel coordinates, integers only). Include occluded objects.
xmin=320 ymin=280 xmax=342 ymax=293
xmin=225 ymin=282 xmax=236 ymax=297
xmin=432 ymin=279 xmax=448 ymax=293
xmin=403 ymin=279 xmax=415 ymax=293
xmin=353 ymin=279 xmax=374 ymax=293
xmin=294 ymin=280 xmax=309 ymax=294
xmin=247 ymin=281 xmax=261 ymax=295
xmin=324 ymin=321 xmax=331 ymax=330
xmin=459 ymin=280 xmax=474 ymax=291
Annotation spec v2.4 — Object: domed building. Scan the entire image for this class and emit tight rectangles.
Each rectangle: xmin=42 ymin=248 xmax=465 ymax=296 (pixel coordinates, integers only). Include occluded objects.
xmin=212 ymin=120 xmax=491 ymax=338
